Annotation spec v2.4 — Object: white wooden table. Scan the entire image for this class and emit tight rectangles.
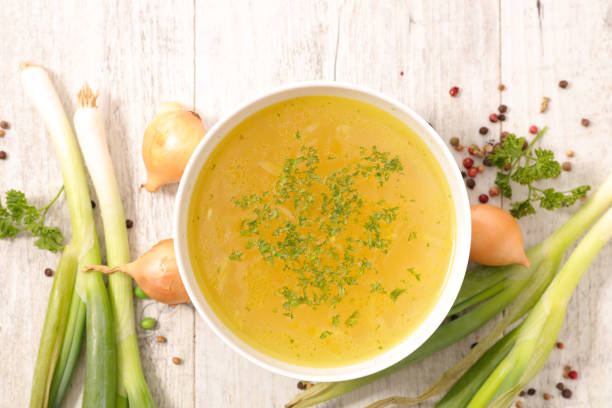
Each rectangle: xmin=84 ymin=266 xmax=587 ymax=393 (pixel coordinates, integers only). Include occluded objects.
xmin=1 ymin=1 xmax=610 ymax=406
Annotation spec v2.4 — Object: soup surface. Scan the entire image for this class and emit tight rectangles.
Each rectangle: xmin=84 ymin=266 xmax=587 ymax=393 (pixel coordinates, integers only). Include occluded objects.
xmin=188 ymin=96 xmax=455 ymax=367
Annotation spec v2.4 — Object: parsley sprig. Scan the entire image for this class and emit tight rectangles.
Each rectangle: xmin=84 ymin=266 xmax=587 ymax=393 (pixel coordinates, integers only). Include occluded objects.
xmin=0 ymin=187 xmax=65 ymax=252
xmin=489 ymin=127 xmax=590 ymax=218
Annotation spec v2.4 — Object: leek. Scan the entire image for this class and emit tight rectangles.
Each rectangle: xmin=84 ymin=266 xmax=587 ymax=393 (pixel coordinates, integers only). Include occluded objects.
xmin=286 ymin=172 xmax=612 ymax=408
xmin=22 ymin=63 xmax=116 ymax=408
xmin=74 ymin=84 xmax=155 ymax=407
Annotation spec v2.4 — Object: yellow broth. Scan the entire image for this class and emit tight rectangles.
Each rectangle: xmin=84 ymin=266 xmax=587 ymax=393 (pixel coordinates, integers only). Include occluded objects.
xmin=188 ymin=96 xmax=455 ymax=367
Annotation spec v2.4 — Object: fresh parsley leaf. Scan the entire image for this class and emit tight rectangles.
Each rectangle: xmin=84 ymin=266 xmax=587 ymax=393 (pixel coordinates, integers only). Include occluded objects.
xmin=509 ymin=200 xmax=536 ymax=218
xmin=488 ymin=128 xmax=590 ymax=218
xmin=331 ymin=314 xmax=340 ymax=327
xmin=389 ymin=288 xmax=407 ymax=302
xmin=495 ymin=172 xmax=512 ymax=198
xmin=0 ymin=188 xmax=64 ymax=252
xmin=407 ymin=231 xmax=417 ymax=241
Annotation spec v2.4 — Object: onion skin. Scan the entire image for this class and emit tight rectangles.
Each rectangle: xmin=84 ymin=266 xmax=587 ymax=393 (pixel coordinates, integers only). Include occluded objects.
xmin=141 ymin=103 xmax=206 ymax=192
xmin=86 ymin=239 xmax=189 ymax=304
xmin=470 ymin=204 xmax=530 ymax=268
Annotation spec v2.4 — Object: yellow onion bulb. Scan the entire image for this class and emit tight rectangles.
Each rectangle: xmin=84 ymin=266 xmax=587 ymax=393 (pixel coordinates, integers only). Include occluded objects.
xmin=141 ymin=102 xmax=206 ymax=192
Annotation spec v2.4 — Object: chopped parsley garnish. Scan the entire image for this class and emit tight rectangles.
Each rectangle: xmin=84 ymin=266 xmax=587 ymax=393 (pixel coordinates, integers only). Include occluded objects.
xmin=406 ymin=267 xmax=421 ymax=281
xmin=407 ymin=231 xmax=417 ymax=241
xmin=229 ymin=251 xmax=244 ymax=261
xmin=370 ymin=281 xmax=387 ymax=294
xmin=320 ymin=330 xmax=333 ymax=339
xmin=344 ymin=310 xmax=360 ymax=327
xmin=489 ymin=128 xmax=590 ymax=218
xmin=389 ymin=288 xmax=407 ymax=302
xmin=331 ymin=314 xmax=340 ymax=326
xmin=0 ymin=188 xmax=64 ymax=252
xmin=232 ymin=134 xmax=404 ymax=318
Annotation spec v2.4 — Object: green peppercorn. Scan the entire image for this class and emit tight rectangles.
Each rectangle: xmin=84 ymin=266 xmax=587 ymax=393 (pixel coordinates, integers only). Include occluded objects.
xmin=449 ymin=137 xmax=460 ymax=147
xmin=140 ymin=317 xmax=156 ymax=330
xmin=134 ymin=286 xmax=148 ymax=299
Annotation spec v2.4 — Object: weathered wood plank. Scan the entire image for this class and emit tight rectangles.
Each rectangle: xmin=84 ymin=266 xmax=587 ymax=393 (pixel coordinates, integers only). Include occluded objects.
xmin=500 ymin=0 xmax=612 ymax=406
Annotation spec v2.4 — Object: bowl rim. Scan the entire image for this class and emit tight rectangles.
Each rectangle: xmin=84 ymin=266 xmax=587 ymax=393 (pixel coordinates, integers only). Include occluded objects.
xmin=174 ymin=81 xmax=471 ymax=382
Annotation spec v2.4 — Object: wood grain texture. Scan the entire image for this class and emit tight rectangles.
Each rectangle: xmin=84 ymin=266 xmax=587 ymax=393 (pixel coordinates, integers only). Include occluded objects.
xmin=0 ymin=0 xmax=610 ymax=407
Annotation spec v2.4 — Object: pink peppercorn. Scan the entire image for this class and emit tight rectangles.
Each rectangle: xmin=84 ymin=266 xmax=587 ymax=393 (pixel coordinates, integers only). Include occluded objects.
xmin=468 ymin=167 xmax=478 ymax=178
xmin=489 ymin=113 xmax=498 ymax=123
xmin=449 ymin=86 xmax=459 ymax=97
xmin=529 ymin=125 xmax=538 ymax=134
xmin=568 ymin=370 xmax=578 ymax=380
xmin=463 ymin=157 xmax=474 ymax=169
xmin=478 ymin=194 xmax=489 ymax=203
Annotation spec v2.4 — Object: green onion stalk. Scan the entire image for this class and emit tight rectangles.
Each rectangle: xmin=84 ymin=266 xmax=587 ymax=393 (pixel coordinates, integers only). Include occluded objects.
xmin=21 ymin=63 xmax=116 ymax=408
xmin=74 ymin=84 xmax=155 ymax=407
xmin=432 ymin=204 xmax=612 ymax=408
xmin=286 ymin=172 xmax=612 ymax=408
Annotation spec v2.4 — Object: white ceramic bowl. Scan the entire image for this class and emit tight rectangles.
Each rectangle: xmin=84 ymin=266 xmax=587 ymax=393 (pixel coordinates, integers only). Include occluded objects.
xmin=174 ymin=82 xmax=471 ymax=382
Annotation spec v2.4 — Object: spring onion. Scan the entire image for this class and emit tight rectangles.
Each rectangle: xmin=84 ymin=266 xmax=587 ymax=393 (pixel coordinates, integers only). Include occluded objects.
xmin=286 ymin=172 xmax=612 ymax=408
xmin=74 ymin=84 xmax=155 ymax=407
xmin=21 ymin=63 xmax=116 ymax=408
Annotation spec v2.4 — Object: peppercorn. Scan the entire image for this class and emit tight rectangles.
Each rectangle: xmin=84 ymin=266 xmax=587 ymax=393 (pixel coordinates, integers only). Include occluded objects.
xmin=566 ymin=150 xmax=574 ymax=158
xmin=157 ymin=335 xmax=167 ymax=343
xmin=498 ymin=104 xmax=507 ymax=113
xmin=400 ymin=71 xmax=404 ymax=76
xmin=556 ymin=342 xmax=564 ymax=349
xmin=126 ymin=219 xmax=134 ymax=229
xmin=477 ymin=165 xmax=485 ymax=173
xmin=498 ymin=84 xmax=506 ymax=91
xmin=504 ymin=163 xmax=512 ymax=171
xmin=498 ymin=114 xmax=506 ymax=121
xmin=478 ymin=194 xmax=489 ymax=203
xmin=543 ymin=393 xmax=552 ymax=400
xmin=558 ymin=80 xmax=568 ymax=89
xmin=581 ymin=118 xmax=590 ymax=127
xmin=556 ymin=382 xmax=565 ymax=391
xmin=479 ymin=126 xmax=489 ymax=135
xmin=450 ymin=137 xmax=460 ymax=147
xmin=172 ymin=357 xmax=182 ymax=365
xmin=529 ymin=125 xmax=538 ymax=134
xmin=449 ymin=86 xmax=459 ymax=97
xmin=468 ymin=167 xmax=478 ymax=178
xmin=500 ymin=131 xmax=509 ymax=143
xmin=466 ymin=178 xmax=476 ymax=189
xmin=519 ymin=391 xmax=526 ymax=397
xmin=489 ymin=186 xmax=500 ymax=197
xmin=515 ymin=401 xmax=523 ymax=408
xmin=463 ymin=157 xmax=474 ymax=169
xmin=562 ymin=162 xmax=572 ymax=171
xmin=0 ymin=151 xmax=6 ymax=160
xmin=562 ymin=388 xmax=572 ymax=399
xmin=455 ymin=145 xmax=464 ymax=152
xmin=563 ymin=372 xmax=570 ymax=379
xmin=483 ymin=156 xmax=492 ymax=167
xmin=297 ymin=381 xmax=308 ymax=390
xmin=44 ymin=268 xmax=53 ymax=277
xmin=0 ymin=121 xmax=9 ymax=129
xmin=568 ymin=370 xmax=578 ymax=379
xmin=461 ymin=171 xmax=467 ymax=179
xmin=489 ymin=113 xmax=498 ymax=123
xmin=527 ymin=388 xmax=536 ymax=395
xmin=564 ymin=365 xmax=572 ymax=373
